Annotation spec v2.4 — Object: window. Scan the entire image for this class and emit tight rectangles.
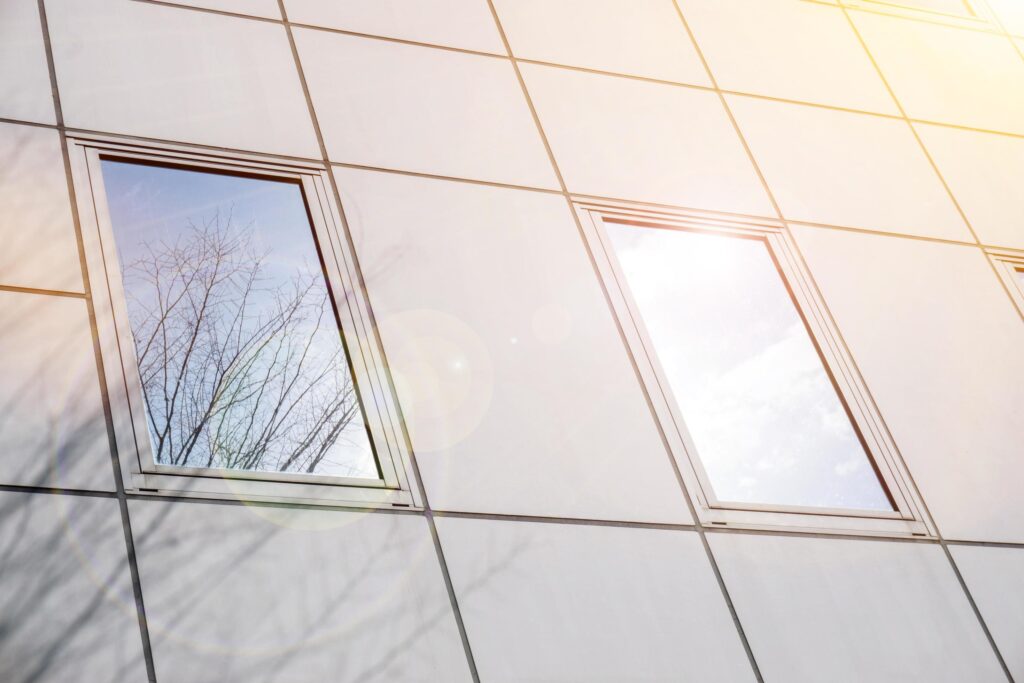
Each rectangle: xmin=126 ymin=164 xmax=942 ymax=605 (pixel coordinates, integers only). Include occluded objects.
xmin=987 ymin=250 xmax=1024 ymax=315
xmin=578 ymin=202 xmax=929 ymax=536
xmin=71 ymin=137 xmax=415 ymax=507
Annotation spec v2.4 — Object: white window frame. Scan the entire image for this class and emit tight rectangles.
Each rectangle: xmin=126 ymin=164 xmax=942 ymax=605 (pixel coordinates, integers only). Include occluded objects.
xmin=837 ymin=0 xmax=993 ymax=27
xmin=576 ymin=200 xmax=932 ymax=537
xmin=70 ymin=135 xmax=419 ymax=508
xmin=987 ymin=248 xmax=1024 ymax=314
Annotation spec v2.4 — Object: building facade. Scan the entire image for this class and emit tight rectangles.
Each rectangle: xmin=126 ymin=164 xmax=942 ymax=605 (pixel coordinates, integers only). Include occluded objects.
xmin=1 ymin=0 xmax=1023 ymax=681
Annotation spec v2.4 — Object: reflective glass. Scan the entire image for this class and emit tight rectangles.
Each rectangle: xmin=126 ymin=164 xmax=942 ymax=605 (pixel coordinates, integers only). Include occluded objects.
xmin=606 ymin=222 xmax=892 ymax=511
xmin=101 ymin=160 xmax=378 ymax=479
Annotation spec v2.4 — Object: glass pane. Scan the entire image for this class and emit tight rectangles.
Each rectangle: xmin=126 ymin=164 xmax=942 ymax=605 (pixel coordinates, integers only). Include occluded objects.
xmin=1015 ymin=268 xmax=1024 ymax=291
xmin=606 ymin=223 xmax=892 ymax=511
xmin=101 ymin=160 xmax=379 ymax=480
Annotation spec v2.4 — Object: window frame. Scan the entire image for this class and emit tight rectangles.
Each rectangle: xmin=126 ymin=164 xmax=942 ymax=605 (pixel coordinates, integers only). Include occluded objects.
xmin=70 ymin=135 xmax=419 ymax=508
xmin=987 ymin=248 xmax=1024 ymax=314
xmin=576 ymin=201 xmax=932 ymax=537
xmin=837 ymin=0 xmax=993 ymax=27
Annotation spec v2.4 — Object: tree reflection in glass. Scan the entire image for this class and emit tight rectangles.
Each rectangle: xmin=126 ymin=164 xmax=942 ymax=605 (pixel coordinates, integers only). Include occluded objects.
xmin=606 ymin=222 xmax=893 ymax=511
xmin=101 ymin=161 xmax=379 ymax=480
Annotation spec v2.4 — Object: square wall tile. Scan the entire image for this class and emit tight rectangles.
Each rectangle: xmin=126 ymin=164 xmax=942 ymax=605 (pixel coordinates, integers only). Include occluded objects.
xmin=0 ymin=291 xmax=115 ymax=492
xmin=493 ymin=0 xmax=710 ymax=85
xmin=522 ymin=64 xmax=773 ymax=216
xmin=46 ymin=0 xmax=320 ymax=158
xmin=0 ymin=492 xmax=146 ymax=682
xmin=284 ymin=0 xmax=504 ymax=53
xmin=337 ymin=168 xmax=692 ymax=524
xmin=678 ymin=0 xmax=897 ymax=114
xmin=0 ymin=0 xmax=55 ymax=124
xmin=0 ymin=122 xmax=82 ymax=293
xmin=852 ymin=11 xmax=1024 ymax=135
xmin=710 ymin=533 xmax=1005 ymax=683
xmin=793 ymin=227 xmax=1024 ymax=543
xmin=728 ymin=95 xmax=969 ymax=240
xmin=296 ymin=30 xmax=558 ymax=188
xmin=950 ymin=545 xmax=1024 ymax=681
xmin=917 ymin=122 xmax=1024 ymax=249
xmin=131 ymin=500 xmax=472 ymax=682
xmin=437 ymin=518 xmax=755 ymax=683
xmin=157 ymin=0 xmax=281 ymax=18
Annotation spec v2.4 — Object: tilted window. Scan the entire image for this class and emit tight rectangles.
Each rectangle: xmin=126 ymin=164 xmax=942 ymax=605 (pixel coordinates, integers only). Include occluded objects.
xmin=578 ymin=202 xmax=930 ymax=536
xmin=71 ymin=137 xmax=415 ymax=506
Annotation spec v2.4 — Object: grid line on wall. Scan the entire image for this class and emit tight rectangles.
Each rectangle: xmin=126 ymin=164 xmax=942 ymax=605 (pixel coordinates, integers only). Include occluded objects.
xmin=33 ymin=0 xmax=159 ymax=680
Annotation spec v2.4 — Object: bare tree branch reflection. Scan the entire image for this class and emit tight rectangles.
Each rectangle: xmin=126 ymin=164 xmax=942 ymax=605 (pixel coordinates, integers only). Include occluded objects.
xmin=122 ymin=213 xmax=367 ymax=477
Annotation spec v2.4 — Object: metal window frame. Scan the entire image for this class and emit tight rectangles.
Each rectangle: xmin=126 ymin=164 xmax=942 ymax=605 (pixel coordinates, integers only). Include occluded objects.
xmin=577 ymin=200 xmax=932 ymax=537
xmin=838 ymin=0 xmax=993 ymax=26
xmin=70 ymin=134 xmax=419 ymax=508
xmin=987 ymin=248 xmax=1024 ymax=313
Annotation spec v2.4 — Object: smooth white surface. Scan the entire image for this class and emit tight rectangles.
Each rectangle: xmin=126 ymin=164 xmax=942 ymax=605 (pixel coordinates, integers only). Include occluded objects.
xmin=296 ymin=29 xmax=558 ymax=189
xmin=917 ymin=122 xmax=1024 ymax=249
xmin=493 ymin=0 xmax=710 ymax=85
xmin=793 ymin=227 xmax=1024 ymax=543
xmin=679 ymin=0 xmax=897 ymax=114
xmin=437 ymin=517 xmax=755 ymax=682
xmin=0 ymin=492 xmax=146 ymax=682
xmin=337 ymin=168 xmax=692 ymax=523
xmin=711 ymin=533 xmax=1006 ymax=683
xmin=157 ymin=0 xmax=281 ymax=18
xmin=0 ymin=122 xmax=82 ymax=293
xmin=522 ymin=64 xmax=773 ymax=215
xmin=45 ymin=0 xmax=320 ymax=158
xmin=988 ymin=0 xmax=1024 ymax=35
xmin=0 ymin=291 xmax=115 ymax=491
xmin=729 ymin=95 xmax=969 ymax=240
xmin=853 ymin=11 xmax=1024 ymax=135
xmin=284 ymin=0 xmax=504 ymax=53
xmin=131 ymin=500 xmax=472 ymax=682
xmin=951 ymin=545 xmax=1024 ymax=681
xmin=0 ymin=0 xmax=55 ymax=124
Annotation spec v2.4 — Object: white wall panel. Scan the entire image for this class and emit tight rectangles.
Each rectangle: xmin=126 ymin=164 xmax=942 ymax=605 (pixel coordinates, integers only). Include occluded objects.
xmin=437 ymin=517 xmax=755 ymax=682
xmin=0 ymin=291 xmax=115 ymax=492
xmin=679 ymin=0 xmax=897 ymax=114
xmin=158 ymin=0 xmax=281 ymax=18
xmin=493 ymin=0 xmax=710 ymax=85
xmin=522 ymin=64 xmax=773 ymax=216
xmin=728 ymin=95 xmax=969 ymax=240
xmin=337 ymin=168 xmax=692 ymax=523
xmin=852 ymin=11 xmax=1024 ymax=134
xmin=711 ymin=533 xmax=1005 ymax=683
xmin=0 ymin=122 xmax=81 ymax=293
xmin=130 ymin=500 xmax=472 ymax=682
xmin=988 ymin=0 xmax=1024 ymax=35
xmin=793 ymin=227 xmax=1024 ymax=543
xmin=45 ymin=0 xmax=320 ymax=158
xmin=0 ymin=0 xmax=55 ymax=124
xmin=950 ymin=545 xmax=1024 ymax=681
xmin=916 ymin=122 xmax=1024 ymax=249
xmin=284 ymin=0 xmax=504 ymax=53
xmin=296 ymin=30 xmax=557 ymax=189
xmin=0 ymin=492 xmax=146 ymax=682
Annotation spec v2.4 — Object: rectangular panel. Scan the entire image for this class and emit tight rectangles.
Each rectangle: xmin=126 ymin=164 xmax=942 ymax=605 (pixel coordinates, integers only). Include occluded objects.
xmin=0 ymin=291 xmax=115 ymax=491
xmin=604 ymin=221 xmax=892 ymax=511
xmin=99 ymin=160 xmax=379 ymax=481
xmin=294 ymin=29 xmax=558 ymax=189
xmin=436 ymin=517 xmax=755 ymax=683
xmin=0 ymin=0 xmax=55 ymax=124
xmin=711 ymin=533 xmax=1006 ymax=683
xmin=678 ymin=0 xmax=897 ymax=114
xmin=0 ymin=122 xmax=82 ymax=293
xmin=522 ymin=63 xmax=773 ymax=216
xmin=0 ymin=492 xmax=146 ymax=682
xmin=493 ymin=0 xmax=710 ymax=85
xmin=284 ymin=0 xmax=504 ymax=53
xmin=727 ymin=95 xmax=969 ymax=241
xmin=46 ymin=0 xmax=320 ymax=157
xmin=131 ymin=500 xmax=472 ymax=682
